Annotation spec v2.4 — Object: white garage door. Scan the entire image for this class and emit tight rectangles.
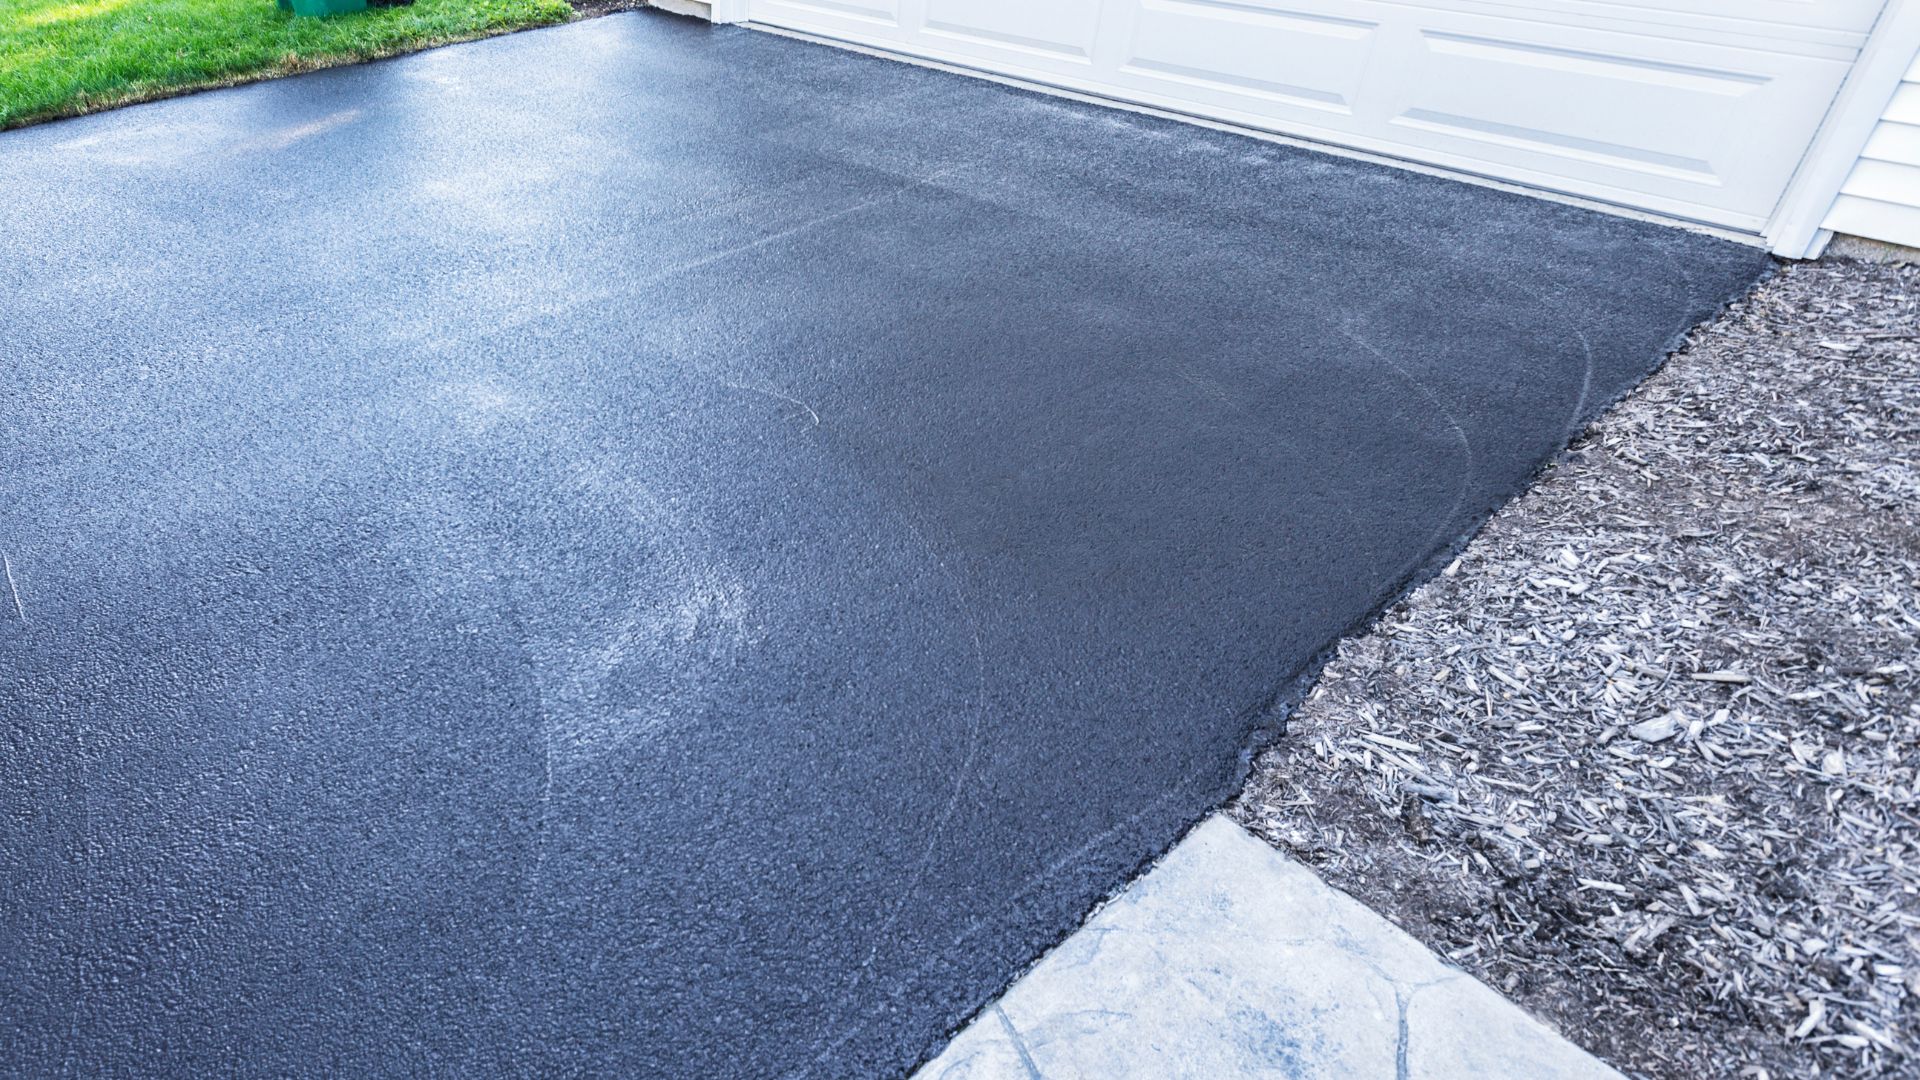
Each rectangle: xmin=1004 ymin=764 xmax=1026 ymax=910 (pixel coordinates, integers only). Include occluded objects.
xmin=741 ymin=0 xmax=1887 ymax=233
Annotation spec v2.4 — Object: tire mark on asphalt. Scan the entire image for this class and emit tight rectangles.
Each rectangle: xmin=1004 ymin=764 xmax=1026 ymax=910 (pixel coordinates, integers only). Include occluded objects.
xmin=1329 ymin=321 xmax=1478 ymax=590
xmin=720 ymin=381 xmax=822 ymax=428
xmin=4 ymin=556 xmax=26 ymax=622
xmin=790 ymin=773 xmax=1210 ymax=1078
xmin=849 ymin=502 xmax=990 ymax=991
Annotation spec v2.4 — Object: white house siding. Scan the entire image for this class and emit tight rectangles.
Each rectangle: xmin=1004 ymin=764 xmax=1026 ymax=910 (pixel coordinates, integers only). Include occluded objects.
xmin=1822 ymin=48 xmax=1920 ymax=248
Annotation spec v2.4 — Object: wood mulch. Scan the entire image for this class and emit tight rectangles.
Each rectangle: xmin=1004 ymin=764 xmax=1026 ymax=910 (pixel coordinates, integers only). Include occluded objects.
xmin=1234 ymin=255 xmax=1919 ymax=1080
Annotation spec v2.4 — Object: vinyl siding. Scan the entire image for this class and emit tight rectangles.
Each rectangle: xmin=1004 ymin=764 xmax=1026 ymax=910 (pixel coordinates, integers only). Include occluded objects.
xmin=1823 ymin=51 xmax=1920 ymax=248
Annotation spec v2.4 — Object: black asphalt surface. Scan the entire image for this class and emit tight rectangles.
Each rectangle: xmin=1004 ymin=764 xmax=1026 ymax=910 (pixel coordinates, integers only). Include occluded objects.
xmin=0 ymin=12 xmax=1768 ymax=1078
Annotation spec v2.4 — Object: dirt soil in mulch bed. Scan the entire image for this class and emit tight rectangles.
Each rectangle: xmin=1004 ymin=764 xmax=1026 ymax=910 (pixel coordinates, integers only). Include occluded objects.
xmin=1234 ymin=256 xmax=1919 ymax=1080
xmin=568 ymin=0 xmax=648 ymax=18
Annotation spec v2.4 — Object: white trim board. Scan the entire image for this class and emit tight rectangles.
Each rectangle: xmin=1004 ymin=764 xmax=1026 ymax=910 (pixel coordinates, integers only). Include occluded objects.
xmin=1767 ymin=0 xmax=1920 ymax=258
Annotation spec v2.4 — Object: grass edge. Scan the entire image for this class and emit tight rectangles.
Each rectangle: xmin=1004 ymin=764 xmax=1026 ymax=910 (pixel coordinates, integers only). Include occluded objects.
xmin=0 ymin=6 xmax=580 ymax=133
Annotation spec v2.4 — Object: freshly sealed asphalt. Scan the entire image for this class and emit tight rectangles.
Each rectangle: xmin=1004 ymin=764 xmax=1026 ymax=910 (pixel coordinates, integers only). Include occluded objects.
xmin=0 ymin=11 xmax=1767 ymax=1078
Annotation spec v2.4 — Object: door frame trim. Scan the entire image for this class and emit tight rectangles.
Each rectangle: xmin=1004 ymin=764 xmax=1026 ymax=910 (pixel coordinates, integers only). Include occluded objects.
xmin=1764 ymin=0 xmax=1920 ymax=258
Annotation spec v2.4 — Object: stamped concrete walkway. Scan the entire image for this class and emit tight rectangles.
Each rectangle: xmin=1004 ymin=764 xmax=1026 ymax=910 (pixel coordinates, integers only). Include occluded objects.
xmin=920 ymin=817 xmax=1621 ymax=1079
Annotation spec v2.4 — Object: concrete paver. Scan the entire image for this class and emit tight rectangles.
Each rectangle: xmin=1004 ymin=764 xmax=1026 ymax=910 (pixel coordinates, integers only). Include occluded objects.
xmin=920 ymin=817 xmax=1622 ymax=1080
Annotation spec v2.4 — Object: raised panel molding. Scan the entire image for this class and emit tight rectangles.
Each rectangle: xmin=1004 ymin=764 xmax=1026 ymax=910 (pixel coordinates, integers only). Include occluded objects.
xmin=1417 ymin=32 xmax=1768 ymax=95
xmin=921 ymin=0 xmax=1104 ymax=59
xmin=1121 ymin=0 xmax=1378 ymax=112
xmin=1391 ymin=110 xmax=1722 ymax=182
xmin=1388 ymin=29 xmax=1773 ymax=186
xmin=756 ymin=0 xmax=901 ymax=26
xmin=1399 ymin=0 xmax=1881 ymax=40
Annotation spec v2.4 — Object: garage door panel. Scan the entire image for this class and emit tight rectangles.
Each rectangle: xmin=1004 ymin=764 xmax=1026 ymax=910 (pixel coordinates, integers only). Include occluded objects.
xmin=1373 ymin=20 xmax=1851 ymax=219
xmin=1396 ymin=3 xmax=1866 ymax=59
xmin=922 ymin=0 xmax=1104 ymax=60
xmin=1468 ymin=0 xmax=1885 ymax=37
xmin=1390 ymin=30 xmax=1764 ymax=183
xmin=755 ymin=0 xmax=903 ymax=32
xmin=1119 ymin=0 xmax=1379 ymax=115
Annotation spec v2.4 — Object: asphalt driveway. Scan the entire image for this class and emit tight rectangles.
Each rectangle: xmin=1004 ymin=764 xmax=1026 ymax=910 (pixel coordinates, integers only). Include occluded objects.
xmin=0 ymin=12 xmax=1768 ymax=1078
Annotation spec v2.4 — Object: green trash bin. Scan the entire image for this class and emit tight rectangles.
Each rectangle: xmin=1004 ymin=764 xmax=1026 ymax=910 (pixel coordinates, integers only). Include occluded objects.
xmin=281 ymin=0 xmax=367 ymax=15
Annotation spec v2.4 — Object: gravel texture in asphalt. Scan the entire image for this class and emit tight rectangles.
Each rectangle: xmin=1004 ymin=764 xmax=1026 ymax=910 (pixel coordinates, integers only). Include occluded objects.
xmin=1237 ymin=257 xmax=1919 ymax=1080
xmin=1 ymin=12 xmax=1767 ymax=1076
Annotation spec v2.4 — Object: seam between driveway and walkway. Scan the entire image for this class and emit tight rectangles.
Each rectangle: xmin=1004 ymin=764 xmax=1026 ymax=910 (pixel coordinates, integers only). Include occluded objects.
xmin=916 ymin=816 xmax=1623 ymax=1080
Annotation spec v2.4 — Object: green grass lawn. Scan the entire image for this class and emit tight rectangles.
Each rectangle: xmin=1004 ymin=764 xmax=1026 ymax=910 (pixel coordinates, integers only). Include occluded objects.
xmin=0 ymin=0 xmax=573 ymax=129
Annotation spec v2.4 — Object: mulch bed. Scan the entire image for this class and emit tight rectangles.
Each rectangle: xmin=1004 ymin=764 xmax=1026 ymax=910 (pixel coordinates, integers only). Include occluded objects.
xmin=1233 ymin=255 xmax=1919 ymax=1080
